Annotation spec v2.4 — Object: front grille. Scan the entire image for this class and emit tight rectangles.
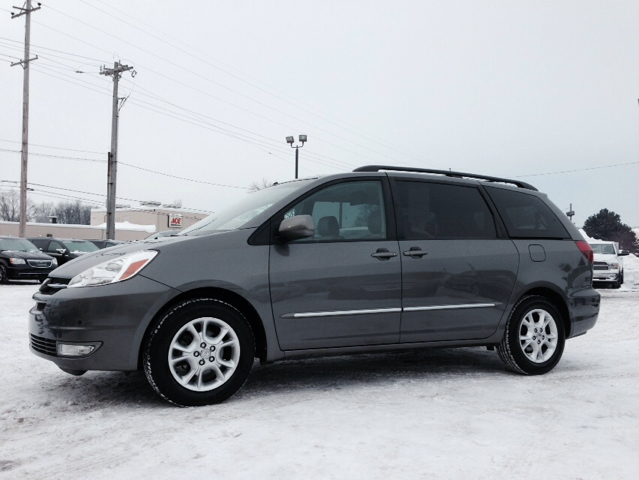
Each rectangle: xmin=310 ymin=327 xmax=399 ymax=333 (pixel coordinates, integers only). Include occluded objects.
xmin=30 ymin=334 xmax=57 ymax=356
xmin=27 ymin=259 xmax=53 ymax=268
xmin=593 ymin=262 xmax=608 ymax=271
xmin=39 ymin=277 xmax=70 ymax=295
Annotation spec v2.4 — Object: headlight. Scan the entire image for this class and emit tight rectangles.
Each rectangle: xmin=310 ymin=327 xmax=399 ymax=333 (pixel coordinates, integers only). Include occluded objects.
xmin=609 ymin=262 xmax=619 ymax=270
xmin=9 ymin=258 xmax=26 ymax=265
xmin=51 ymin=257 xmax=58 ymax=266
xmin=68 ymin=250 xmax=158 ymax=288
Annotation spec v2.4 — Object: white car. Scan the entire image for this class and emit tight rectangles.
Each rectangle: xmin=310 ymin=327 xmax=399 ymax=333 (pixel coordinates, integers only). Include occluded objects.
xmin=589 ymin=240 xmax=630 ymax=288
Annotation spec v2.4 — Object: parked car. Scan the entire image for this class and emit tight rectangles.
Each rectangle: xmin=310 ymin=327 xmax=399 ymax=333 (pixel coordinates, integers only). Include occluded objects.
xmin=0 ymin=236 xmax=58 ymax=283
xmin=89 ymin=240 xmax=126 ymax=250
xmin=28 ymin=166 xmax=600 ymax=406
xmin=589 ymin=240 xmax=629 ymax=289
xmin=28 ymin=238 xmax=99 ymax=266
xmin=145 ymin=230 xmax=181 ymax=240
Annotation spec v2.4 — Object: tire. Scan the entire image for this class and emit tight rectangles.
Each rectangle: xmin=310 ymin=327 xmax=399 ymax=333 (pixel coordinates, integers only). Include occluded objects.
xmin=0 ymin=263 xmax=8 ymax=284
xmin=620 ymin=271 xmax=624 ymax=285
xmin=144 ymin=298 xmax=255 ymax=406
xmin=498 ymin=296 xmax=566 ymax=375
xmin=612 ymin=276 xmax=621 ymax=289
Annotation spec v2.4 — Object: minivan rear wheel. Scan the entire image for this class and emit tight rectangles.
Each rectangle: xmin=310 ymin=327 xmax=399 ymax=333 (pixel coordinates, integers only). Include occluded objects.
xmin=498 ymin=296 xmax=565 ymax=375
xmin=143 ymin=298 xmax=255 ymax=406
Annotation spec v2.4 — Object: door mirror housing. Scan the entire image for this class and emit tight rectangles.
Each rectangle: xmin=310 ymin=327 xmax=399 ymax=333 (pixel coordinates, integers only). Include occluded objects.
xmin=619 ymin=250 xmax=629 ymax=256
xmin=278 ymin=215 xmax=314 ymax=242
xmin=56 ymin=248 xmax=67 ymax=255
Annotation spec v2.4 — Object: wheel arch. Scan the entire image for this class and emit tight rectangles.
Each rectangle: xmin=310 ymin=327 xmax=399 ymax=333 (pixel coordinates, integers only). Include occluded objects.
xmin=139 ymin=287 xmax=268 ymax=368
xmin=519 ymin=286 xmax=571 ymax=338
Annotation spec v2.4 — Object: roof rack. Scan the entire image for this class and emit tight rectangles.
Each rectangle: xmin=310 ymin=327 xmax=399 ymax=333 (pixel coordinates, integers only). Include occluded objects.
xmin=353 ymin=165 xmax=537 ymax=191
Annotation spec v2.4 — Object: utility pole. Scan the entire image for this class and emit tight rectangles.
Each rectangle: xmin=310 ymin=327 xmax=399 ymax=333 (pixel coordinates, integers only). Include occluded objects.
xmin=566 ymin=203 xmax=575 ymax=223
xmin=100 ymin=61 xmax=133 ymax=240
xmin=11 ymin=0 xmax=41 ymax=238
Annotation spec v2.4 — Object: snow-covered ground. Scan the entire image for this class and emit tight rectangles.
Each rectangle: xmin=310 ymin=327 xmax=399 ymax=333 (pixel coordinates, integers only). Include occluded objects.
xmin=2 ymin=260 xmax=639 ymax=479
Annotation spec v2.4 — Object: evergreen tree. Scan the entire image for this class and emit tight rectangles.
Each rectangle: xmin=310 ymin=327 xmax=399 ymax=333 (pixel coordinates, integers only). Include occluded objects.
xmin=583 ymin=209 xmax=636 ymax=250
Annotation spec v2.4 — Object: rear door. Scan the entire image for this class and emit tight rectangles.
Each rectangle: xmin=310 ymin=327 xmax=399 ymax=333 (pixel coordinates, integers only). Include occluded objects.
xmin=270 ymin=179 xmax=402 ymax=350
xmin=392 ymin=179 xmax=519 ymax=343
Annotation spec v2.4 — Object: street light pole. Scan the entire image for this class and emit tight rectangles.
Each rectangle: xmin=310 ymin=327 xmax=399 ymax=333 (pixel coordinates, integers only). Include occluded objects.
xmin=286 ymin=135 xmax=307 ymax=179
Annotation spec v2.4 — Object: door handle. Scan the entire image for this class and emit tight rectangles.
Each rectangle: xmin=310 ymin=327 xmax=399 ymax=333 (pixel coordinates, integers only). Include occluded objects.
xmin=371 ymin=248 xmax=397 ymax=260
xmin=403 ymin=247 xmax=428 ymax=258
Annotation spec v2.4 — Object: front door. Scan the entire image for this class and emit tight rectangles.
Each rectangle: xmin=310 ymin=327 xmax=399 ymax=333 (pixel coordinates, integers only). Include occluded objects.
xmin=270 ymin=179 xmax=402 ymax=350
xmin=392 ymin=179 xmax=519 ymax=343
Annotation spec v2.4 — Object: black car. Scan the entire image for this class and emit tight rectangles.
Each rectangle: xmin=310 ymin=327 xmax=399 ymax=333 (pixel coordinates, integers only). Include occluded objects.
xmin=28 ymin=238 xmax=99 ymax=266
xmin=0 ymin=236 xmax=58 ymax=283
xmin=89 ymin=240 xmax=126 ymax=250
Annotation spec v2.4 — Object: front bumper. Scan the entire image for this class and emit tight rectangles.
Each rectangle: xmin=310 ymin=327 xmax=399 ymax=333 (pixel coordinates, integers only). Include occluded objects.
xmin=8 ymin=264 xmax=55 ymax=280
xmin=592 ymin=270 xmax=620 ymax=282
xmin=29 ymin=274 xmax=179 ymax=372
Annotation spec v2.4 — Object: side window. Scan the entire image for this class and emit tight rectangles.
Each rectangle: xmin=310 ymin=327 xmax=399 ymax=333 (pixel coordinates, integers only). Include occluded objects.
xmin=48 ymin=241 xmax=64 ymax=252
xmin=284 ymin=181 xmax=387 ymax=242
xmin=485 ymin=187 xmax=570 ymax=239
xmin=30 ymin=239 xmax=46 ymax=250
xmin=395 ymin=181 xmax=497 ymax=239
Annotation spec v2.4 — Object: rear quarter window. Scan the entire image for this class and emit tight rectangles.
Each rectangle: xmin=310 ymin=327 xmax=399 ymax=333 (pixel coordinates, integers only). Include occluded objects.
xmin=485 ymin=186 xmax=570 ymax=239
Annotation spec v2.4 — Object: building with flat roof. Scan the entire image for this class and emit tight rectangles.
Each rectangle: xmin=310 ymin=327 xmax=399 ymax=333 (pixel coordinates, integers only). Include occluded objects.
xmin=90 ymin=201 xmax=209 ymax=235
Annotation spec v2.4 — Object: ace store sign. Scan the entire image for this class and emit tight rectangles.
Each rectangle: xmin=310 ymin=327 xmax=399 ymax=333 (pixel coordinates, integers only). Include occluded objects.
xmin=168 ymin=214 xmax=182 ymax=228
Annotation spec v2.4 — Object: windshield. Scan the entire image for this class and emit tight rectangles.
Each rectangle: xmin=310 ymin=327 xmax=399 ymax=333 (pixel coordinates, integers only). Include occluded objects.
xmin=0 ymin=238 xmax=40 ymax=253
xmin=61 ymin=240 xmax=99 ymax=253
xmin=590 ymin=243 xmax=616 ymax=255
xmin=182 ymin=181 xmax=312 ymax=236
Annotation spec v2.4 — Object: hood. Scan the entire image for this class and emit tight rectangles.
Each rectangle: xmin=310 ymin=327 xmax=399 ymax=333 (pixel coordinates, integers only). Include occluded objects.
xmin=0 ymin=250 xmax=54 ymax=261
xmin=48 ymin=233 xmax=217 ymax=279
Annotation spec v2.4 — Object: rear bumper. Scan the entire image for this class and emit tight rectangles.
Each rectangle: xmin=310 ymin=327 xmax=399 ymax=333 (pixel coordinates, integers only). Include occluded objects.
xmin=28 ymin=274 xmax=179 ymax=371
xmin=568 ymin=287 xmax=600 ymax=338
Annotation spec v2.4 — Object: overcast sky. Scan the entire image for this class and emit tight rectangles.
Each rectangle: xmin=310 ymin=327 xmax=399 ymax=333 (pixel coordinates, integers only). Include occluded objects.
xmin=1 ymin=0 xmax=638 ymax=227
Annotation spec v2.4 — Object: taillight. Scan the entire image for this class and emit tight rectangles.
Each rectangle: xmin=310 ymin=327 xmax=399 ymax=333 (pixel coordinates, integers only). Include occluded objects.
xmin=576 ymin=240 xmax=593 ymax=263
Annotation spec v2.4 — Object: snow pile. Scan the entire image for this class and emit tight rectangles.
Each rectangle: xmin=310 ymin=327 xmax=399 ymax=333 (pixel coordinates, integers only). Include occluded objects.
xmin=620 ymin=251 xmax=639 ymax=291
xmin=94 ymin=221 xmax=156 ymax=233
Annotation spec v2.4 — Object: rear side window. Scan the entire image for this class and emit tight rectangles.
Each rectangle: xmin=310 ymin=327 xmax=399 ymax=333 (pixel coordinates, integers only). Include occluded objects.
xmin=485 ymin=187 xmax=569 ymax=239
xmin=395 ymin=181 xmax=497 ymax=239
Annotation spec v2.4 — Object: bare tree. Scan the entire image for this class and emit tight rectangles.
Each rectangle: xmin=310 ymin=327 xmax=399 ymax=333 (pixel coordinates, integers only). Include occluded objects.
xmin=32 ymin=201 xmax=56 ymax=223
xmin=53 ymin=201 xmax=92 ymax=225
xmin=0 ymin=190 xmax=21 ymax=222
xmin=248 ymin=178 xmax=274 ymax=193
xmin=173 ymin=199 xmax=183 ymax=208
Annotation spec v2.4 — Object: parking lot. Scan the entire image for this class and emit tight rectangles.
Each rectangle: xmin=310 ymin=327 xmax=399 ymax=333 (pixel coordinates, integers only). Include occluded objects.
xmin=1 ymin=269 xmax=638 ymax=479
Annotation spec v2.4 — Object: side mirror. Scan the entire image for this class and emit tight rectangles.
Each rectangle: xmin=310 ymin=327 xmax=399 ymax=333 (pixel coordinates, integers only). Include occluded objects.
xmin=619 ymin=250 xmax=629 ymax=256
xmin=56 ymin=248 xmax=67 ymax=255
xmin=278 ymin=215 xmax=314 ymax=242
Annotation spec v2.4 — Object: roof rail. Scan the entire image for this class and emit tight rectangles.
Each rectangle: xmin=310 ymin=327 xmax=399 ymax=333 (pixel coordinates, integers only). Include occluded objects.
xmin=353 ymin=165 xmax=537 ymax=191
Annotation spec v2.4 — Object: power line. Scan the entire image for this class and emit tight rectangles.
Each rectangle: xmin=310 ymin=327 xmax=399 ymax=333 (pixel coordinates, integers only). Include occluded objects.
xmin=118 ymin=163 xmax=250 ymax=190
xmin=516 ymin=161 xmax=639 ymax=178
xmin=83 ymin=0 xmax=428 ymax=164
xmin=25 ymin=66 xmax=321 ymax=172
xmin=0 ymin=138 xmax=105 ymax=155
xmin=0 ymin=35 xmax=110 ymax=62
xmin=39 ymin=4 xmax=426 ymax=168
xmin=0 ymin=147 xmax=106 ymax=163
xmin=1 ymin=179 xmax=213 ymax=216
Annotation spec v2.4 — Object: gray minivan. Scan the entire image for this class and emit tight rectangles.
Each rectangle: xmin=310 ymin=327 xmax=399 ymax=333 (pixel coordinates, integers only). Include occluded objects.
xmin=29 ymin=166 xmax=600 ymax=406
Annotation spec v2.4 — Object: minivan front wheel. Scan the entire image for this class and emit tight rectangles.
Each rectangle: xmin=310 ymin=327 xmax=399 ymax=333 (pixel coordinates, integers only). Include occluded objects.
xmin=144 ymin=298 xmax=255 ymax=406
xmin=498 ymin=296 xmax=565 ymax=375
